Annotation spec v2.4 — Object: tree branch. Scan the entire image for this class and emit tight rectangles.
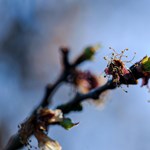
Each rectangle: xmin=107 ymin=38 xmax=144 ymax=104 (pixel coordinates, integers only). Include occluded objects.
xmin=4 ymin=48 xmax=72 ymax=150
xmin=4 ymin=47 xmax=91 ymax=150
xmin=4 ymin=49 xmax=149 ymax=150
xmin=57 ymin=63 xmax=147 ymax=114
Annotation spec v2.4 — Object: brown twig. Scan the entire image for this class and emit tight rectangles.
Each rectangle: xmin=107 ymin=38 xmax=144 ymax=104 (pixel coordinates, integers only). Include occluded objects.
xmin=57 ymin=63 xmax=145 ymax=114
xmin=4 ymin=48 xmax=72 ymax=150
xmin=4 ymin=47 xmax=91 ymax=150
xmin=4 ymin=49 xmax=148 ymax=150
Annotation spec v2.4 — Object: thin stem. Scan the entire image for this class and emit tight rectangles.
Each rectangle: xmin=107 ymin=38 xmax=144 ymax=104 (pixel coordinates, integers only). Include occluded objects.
xmin=57 ymin=80 xmax=115 ymax=114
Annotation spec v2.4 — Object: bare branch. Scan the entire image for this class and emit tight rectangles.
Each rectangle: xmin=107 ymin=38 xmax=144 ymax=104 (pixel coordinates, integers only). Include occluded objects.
xmin=4 ymin=49 xmax=150 ymax=150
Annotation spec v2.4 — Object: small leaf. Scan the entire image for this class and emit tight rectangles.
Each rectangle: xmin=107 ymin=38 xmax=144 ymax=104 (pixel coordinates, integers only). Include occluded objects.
xmin=84 ymin=45 xmax=100 ymax=60
xmin=141 ymin=56 xmax=150 ymax=72
xmin=60 ymin=118 xmax=79 ymax=130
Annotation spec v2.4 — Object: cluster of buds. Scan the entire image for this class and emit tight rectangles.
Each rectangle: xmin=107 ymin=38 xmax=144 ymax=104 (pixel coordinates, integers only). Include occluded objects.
xmin=104 ymin=48 xmax=137 ymax=87
xmin=63 ymin=45 xmax=103 ymax=93
xmin=104 ymin=47 xmax=150 ymax=91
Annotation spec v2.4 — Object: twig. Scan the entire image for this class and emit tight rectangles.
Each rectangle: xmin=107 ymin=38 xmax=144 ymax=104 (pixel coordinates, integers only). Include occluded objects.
xmin=4 ymin=48 xmax=72 ymax=150
xmin=5 ymin=46 xmax=93 ymax=150
xmin=57 ymin=63 xmax=145 ymax=114
xmin=57 ymin=80 xmax=115 ymax=114
xmin=4 ymin=49 xmax=148 ymax=150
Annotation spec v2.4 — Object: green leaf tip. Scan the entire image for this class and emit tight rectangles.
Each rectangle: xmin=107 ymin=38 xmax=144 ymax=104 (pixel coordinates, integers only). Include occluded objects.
xmin=84 ymin=44 xmax=100 ymax=60
xmin=60 ymin=118 xmax=79 ymax=130
xmin=141 ymin=55 xmax=150 ymax=72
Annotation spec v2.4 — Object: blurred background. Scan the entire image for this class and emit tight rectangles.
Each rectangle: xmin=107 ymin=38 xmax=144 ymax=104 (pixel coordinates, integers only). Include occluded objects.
xmin=0 ymin=0 xmax=150 ymax=149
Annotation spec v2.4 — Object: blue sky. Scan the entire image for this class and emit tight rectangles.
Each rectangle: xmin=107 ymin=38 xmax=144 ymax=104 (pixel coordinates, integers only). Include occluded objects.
xmin=0 ymin=0 xmax=150 ymax=149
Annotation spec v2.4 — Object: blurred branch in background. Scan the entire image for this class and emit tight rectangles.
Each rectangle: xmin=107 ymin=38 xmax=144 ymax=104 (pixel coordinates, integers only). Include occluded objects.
xmin=0 ymin=0 xmax=84 ymax=149
xmin=0 ymin=0 xmax=82 ymax=86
